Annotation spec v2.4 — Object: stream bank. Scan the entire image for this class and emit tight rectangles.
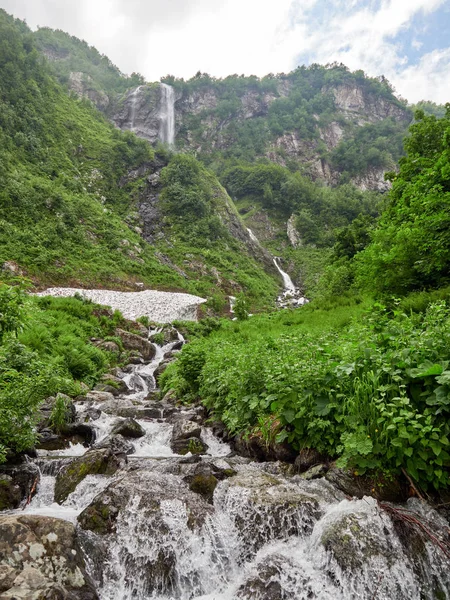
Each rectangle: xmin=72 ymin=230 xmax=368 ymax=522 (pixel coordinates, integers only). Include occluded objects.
xmin=1 ymin=319 xmax=450 ymax=599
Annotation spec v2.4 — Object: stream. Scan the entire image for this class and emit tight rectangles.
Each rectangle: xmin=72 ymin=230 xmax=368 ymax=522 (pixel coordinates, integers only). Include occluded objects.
xmin=3 ymin=325 xmax=450 ymax=599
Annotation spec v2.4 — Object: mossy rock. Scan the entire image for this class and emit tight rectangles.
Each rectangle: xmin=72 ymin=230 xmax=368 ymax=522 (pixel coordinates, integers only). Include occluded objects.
xmin=54 ymin=449 xmax=120 ymax=504
xmin=0 ymin=475 xmax=22 ymax=511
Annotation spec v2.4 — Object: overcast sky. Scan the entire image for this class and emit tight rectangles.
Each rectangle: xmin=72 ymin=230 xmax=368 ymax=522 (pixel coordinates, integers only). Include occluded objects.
xmin=2 ymin=0 xmax=450 ymax=103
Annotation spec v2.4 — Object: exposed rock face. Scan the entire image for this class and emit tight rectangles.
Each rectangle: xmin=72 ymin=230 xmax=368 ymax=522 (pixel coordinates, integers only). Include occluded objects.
xmin=0 ymin=515 xmax=98 ymax=599
xmin=287 ymin=214 xmax=302 ymax=248
xmin=0 ymin=464 xmax=39 ymax=511
xmin=111 ymin=84 xmax=180 ymax=143
xmin=68 ymin=71 xmax=109 ymax=110
xmin=331 ymin=83 xmax=409 ymax=124
xmin=115 ymin=329 xmax=156 ymax=361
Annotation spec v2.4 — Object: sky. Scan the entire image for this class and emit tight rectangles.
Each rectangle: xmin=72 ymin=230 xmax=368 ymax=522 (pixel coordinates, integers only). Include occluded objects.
xmin=1 ymin=0 xmax=450 ymax=104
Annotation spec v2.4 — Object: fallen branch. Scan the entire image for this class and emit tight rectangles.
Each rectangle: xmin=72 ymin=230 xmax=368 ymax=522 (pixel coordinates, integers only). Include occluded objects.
xmin=379 ymin=502 xmax=450 ymax=560
xmin=23 ymin=476 xmax=38 ymax=509
xmin=401 ymin=467 xmax=425 ymax=501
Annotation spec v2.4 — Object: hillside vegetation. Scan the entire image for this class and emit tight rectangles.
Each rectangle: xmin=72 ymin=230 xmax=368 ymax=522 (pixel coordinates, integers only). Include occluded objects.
xmin=0 ymin=10 xmax=277 ymax=308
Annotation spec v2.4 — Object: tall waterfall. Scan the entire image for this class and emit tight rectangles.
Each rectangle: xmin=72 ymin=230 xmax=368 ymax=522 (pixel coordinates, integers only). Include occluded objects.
xmin=159 ymin=83 xmax=175 ymax=147
xmin=128 ymin=85 xmax=142 ymax=131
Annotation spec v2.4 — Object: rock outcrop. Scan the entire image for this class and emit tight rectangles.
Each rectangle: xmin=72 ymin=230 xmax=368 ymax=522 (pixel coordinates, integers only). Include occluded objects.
xmin=0 ymin=515 xmax=98 ymax=599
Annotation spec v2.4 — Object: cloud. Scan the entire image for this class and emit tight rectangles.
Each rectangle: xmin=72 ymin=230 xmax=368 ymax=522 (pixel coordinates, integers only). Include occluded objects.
xmin=0 ymin=0 xmax=449 ymax=103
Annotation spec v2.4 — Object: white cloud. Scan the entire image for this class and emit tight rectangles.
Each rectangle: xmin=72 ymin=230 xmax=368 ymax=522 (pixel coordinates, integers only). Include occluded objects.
xmin=0 ymin=0 xmax=449 ymax=103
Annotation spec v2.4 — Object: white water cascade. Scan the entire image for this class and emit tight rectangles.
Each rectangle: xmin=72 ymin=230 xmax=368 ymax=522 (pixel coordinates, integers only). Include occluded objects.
xmin=273 ymin=257 xmax=297 ymax=295
xmin=5 ymin=321 xmax=450 ymax=599
xmin=129 ymin=85 xmax=143 ymax=131
xmin=159 ymin=83 xmax=175 ymax=146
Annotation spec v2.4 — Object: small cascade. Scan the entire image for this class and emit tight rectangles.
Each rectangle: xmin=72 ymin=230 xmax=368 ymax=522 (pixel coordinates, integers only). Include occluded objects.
xmin=273 ymin=257 xmax=308 ymax=308
xmin=246 ymin=227 xmax=259 ymax=244
xmin=159 ymin=83 xmax=175 ymax=147
xmin=128 ymin=85 xmax=143 ymax=131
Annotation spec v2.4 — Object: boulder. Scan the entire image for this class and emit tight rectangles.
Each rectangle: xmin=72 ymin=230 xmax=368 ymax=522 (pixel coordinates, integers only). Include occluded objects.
xmin=183 ymin=461 xmax=236 ymax=503
xmin=0 ymin=464 xmax=39 ymax=510
xmin=170 ymin=420 xmax=207 ymax=455
xmin=54 ymin=449 xmax=120 ymax=504
xmin=236 ymin=553 xmax=314 ymax=599
xmin=325 ymin=465 xmax=406 ymax=502
xmin=86 ymin=390 xmax=115 ymax=404
xmin=95 ymin=434 xmax=135 ymax=456
xmin=294 ymin=448 xmax=330 ymax=474
xmin=78 ymin=469 xmax=213 ymax=595
xmin=111 ymin=418 xmax=145 ymax=439
xmin=116 ymin=329 xmax=155 ymax=361
xmin=100 ymin=374 xmax=128 ymax=394
xmin=0 ymin=515 xmax=98 ymax=599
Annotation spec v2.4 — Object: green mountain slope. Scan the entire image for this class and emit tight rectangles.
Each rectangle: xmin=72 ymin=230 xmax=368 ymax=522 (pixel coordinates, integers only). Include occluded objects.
xmin=0 ymin=10 xmax=278 ymax=309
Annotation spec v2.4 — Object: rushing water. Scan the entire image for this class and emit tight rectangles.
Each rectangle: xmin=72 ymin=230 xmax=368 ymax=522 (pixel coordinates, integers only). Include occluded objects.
xmin=129 ymin=85 xmax=143 ymax=131
xmin=10 ymin=325 xmax=450 ymax=600
xmin=159 ymin=83 xmax=175 ymax=147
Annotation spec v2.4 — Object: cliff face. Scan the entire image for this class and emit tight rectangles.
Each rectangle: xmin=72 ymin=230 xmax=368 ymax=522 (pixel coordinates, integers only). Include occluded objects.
xmin=110 ymin=79 xmax=410 ymax=192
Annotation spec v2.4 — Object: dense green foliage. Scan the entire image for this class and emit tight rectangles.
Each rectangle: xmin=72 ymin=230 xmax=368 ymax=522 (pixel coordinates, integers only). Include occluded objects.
xmin=166 ymin=64 xmax=412 ymax=178
xmin=356 ymin=106 xmax=450 ymax=295
xmin=0 ymin=10 xmax=277 ymax=306
xmin=33 ymin=26 xmax=142 ymax=96
xmin=163 ymin=297 xmax=450 ymax=490
xmin=0 ymin=287 xmax=124 ymax=461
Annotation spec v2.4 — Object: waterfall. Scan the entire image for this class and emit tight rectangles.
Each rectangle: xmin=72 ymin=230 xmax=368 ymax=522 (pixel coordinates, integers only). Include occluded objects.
xmin=247 ymin=228 xmax=259 ymax=244
xmin=159 ymin=83 xmax=175 ymax=147
xmin=273 ymin=257 xmax=296 ymax=295
xmin=128 ymin=85 xmax=142 ymax=131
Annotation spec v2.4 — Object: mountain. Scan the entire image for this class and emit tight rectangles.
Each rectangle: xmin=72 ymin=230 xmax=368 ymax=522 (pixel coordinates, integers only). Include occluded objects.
xmin=0 ymin=10 xmax=278 ymax=311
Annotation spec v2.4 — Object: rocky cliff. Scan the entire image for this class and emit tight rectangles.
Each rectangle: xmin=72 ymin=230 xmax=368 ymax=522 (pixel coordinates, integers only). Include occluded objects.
xmin=109 ymin=76 xmax=411 ymax=192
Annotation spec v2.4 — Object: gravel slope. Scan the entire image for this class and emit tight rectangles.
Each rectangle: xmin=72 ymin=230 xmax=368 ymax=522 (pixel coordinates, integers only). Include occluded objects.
xmin=35 ymin=288 xmax=207 ymax=323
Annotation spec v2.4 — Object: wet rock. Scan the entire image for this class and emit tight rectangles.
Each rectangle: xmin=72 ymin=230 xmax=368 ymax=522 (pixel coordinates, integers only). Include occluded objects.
xmin=95 ymin=434 xmax=135 ymax=456
xmin=111 ymin=418 xmax=145 ymax=439
xmin=79 ymin=470 xmax=213 ymax=595
xmin=54 ymin=449 xmax=120 ymax=504
xmin=0 ymin=476 xmax=21 ymax=511
xmin=100 ymin=374 xmax=128 ymax=394
xmin=153 ymin=359 xmax=174 ymax=382
xmin=170 ymin=420 xmax=207 ymax=455
xmin=114 ymin=406 xmax=162 ymax=419
xmin=94 ymin=383 xmax=121 ymax=396
xmin=300 ymin=464 xmax=328 ymax=480
xmin=233 ymin=433 xmax=296 ymax=463
xmin=294 ymin=448 xmax=330 ymax=474
xmin=217 ymin=472 xmax=335 ymax=561
xmin=86 ymin=390 xmax=115 ymax=404
xmin=236 ymin=553 xmax=314 ymax=600
xmin=116 ymin=329 xmax=156 ymax=361
xmin=150 ymin=327 xmax=179 ymax=345
xmin=0 ymin=514 xmax=98 ymax=599
xmin=37 ymin=423 xmax=96 ymax=451
xmin=184 ymin=461 xmax=237 ymax=503
xmin=325 ymin=465 xmax=406 ymax=502
xmin=0 ymin=464 xmax=39 ymax=510
xmin=161 ymin=389 xmax=178 ymax=405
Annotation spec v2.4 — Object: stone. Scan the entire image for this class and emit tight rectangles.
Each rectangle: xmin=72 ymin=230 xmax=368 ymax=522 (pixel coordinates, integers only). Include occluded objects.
xmin=0 ymin=464 xmax=39 ymax=510
xmin=0 ymin=515 xmax=98 ymax=599
xmin=0 ymin=476 xmax=21 ymax=511
xmin=111 ymin=418 xmax=145 ymax=439
xmin=325 ymin=465 xmax=406 ymax=502
xmin=170 ymin=420 xmax=207 ymax=455
xmin=78 ymin=469 xmax=213 ymax=594
xmin=294 ymin=448 xmax=330 ymax=474
xmin=54 ymin=449 xmax=120 ymax=504
xmin=95 ymin=434 xmax=135 ymax=456
xmin=86 ymin=390 xmax=115 ymax=404
xmin=116 ymin=329 xmax=156 ymax=361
